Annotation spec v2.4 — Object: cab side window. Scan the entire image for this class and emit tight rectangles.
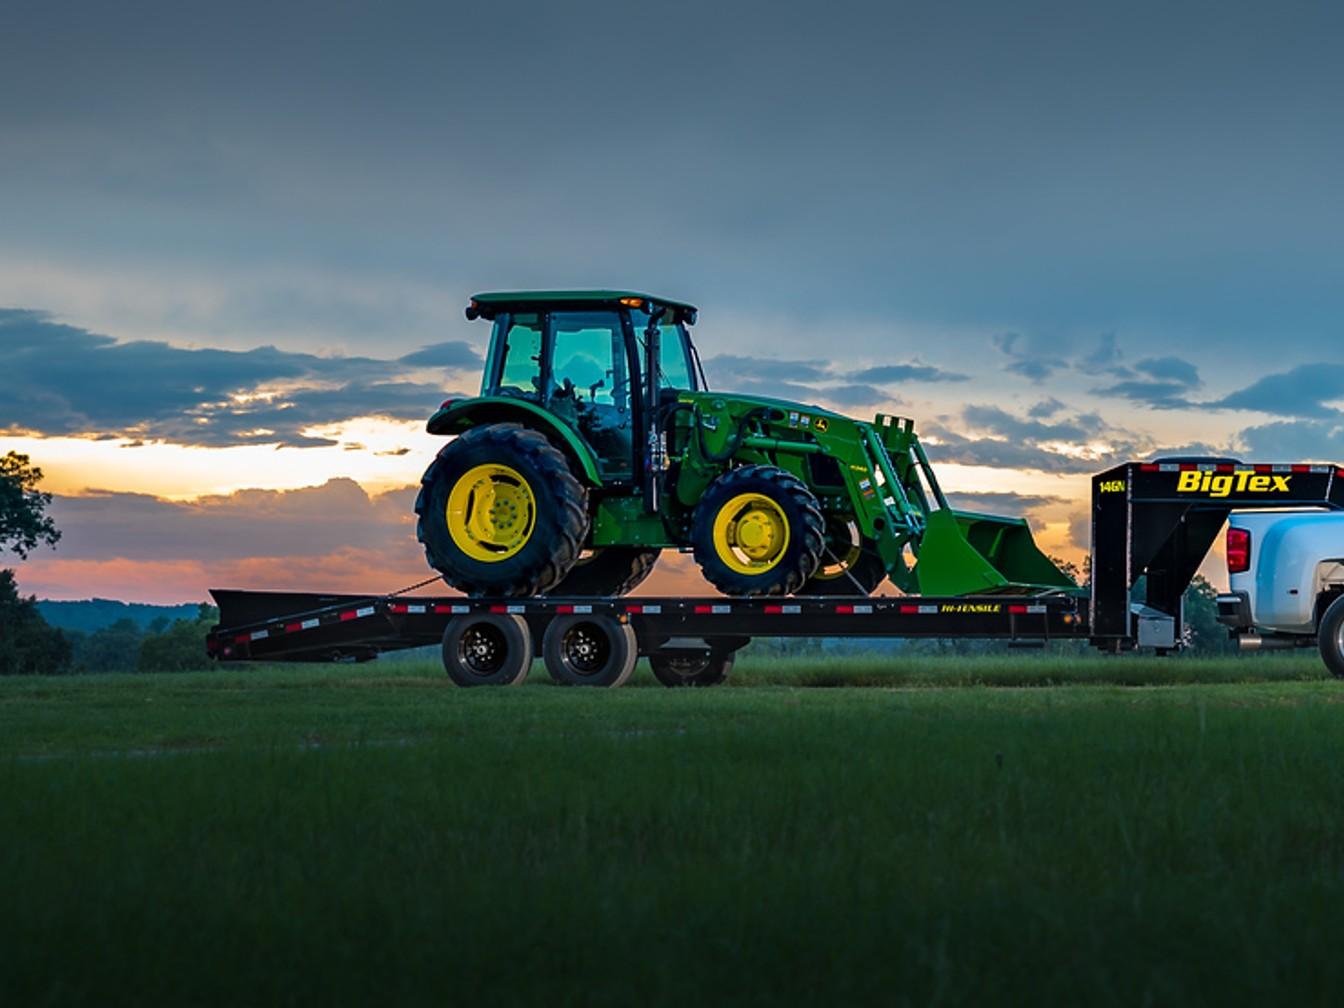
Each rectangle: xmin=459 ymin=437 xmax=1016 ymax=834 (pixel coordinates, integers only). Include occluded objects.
xmin=497 ymin=314 xmax=543 ymax=396
xmin=550 ymin=312 xmax=632 ymax=478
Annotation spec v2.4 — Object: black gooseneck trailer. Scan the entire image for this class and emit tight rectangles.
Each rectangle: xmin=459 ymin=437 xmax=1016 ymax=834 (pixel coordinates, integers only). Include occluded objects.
xmin=206 ymin=461 xmax=1344 ymax=686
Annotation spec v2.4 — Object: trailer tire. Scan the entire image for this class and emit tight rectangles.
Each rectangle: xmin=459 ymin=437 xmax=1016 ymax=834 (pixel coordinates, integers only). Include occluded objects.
xmin=542 ymin=613 xmax=638 ymax=687
xmin=692 ymin=465 xmax=825 ymax=596
xmin=649 ymin=651 xmax=733 ymax=687
xmin=1320 ymin=595 xmax=1344 ymax=679
xmin=441 ymin=614 xmax=532 ymax=687
xmin=549 ymin=547 xmax=660 ymax=597
xmin=416 ymin=423 xmax=589 ymax=596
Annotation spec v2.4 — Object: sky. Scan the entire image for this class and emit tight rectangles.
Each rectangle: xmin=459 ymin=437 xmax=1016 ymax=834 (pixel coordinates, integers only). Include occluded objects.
xmin=2 ymin=0 xmax=1342 ymax=603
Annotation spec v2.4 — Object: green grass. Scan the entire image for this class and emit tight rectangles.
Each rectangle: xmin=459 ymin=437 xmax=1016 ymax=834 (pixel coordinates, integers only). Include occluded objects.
xmin=4 ymin=654 xmax=1344 ymax=1005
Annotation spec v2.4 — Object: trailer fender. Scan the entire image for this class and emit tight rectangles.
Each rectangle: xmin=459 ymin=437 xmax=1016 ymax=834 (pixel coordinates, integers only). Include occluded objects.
xmin=427 ymin=397 xmax=603 ymax=486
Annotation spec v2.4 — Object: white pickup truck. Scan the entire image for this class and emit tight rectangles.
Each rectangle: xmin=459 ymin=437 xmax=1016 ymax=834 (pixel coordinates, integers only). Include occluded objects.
xmin=1217 ymin=511 xmax=1344 ymax=675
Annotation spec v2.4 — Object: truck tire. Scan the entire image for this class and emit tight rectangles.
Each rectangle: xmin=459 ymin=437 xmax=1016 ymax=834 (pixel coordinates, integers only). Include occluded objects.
xmin=542 ymin=613 xmax=638 ymax=687
xmin=549 ymin=547 xmax=660 ymax=597
xmin=416 ymin=423 xmax=589 ymax=596
xmin=796 ymin=518 xmax=886 ymax=596
xmin=649 ymin=651 xmax=733 ymax=687
xmin=441 ymin=614 xmax=532 ymax=686
xmin=691 ymin=465 xmax=825 ymax=596
xmin=1320 ymin=595 xmax=1344 ymax=679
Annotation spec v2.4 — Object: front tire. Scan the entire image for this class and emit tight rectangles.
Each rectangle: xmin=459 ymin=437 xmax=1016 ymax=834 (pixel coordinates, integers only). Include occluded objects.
xmin=1320 ymin=595 xmax=1344 ymax=679
xmin=416 ymin=423 xmax=589 ymax=596
xmin=691 ymin=465 xmax=824 ymax=596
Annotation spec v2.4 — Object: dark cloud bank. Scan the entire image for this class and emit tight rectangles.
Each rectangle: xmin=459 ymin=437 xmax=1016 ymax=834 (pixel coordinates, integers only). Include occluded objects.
xmin=0 ymin=309 xmax=477 ymax=447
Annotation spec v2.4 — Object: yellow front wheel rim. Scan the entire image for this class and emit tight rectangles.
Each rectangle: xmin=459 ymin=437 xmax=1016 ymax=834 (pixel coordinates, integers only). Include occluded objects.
xmin=712 ymin=493 xmax=791 ymax=576
xmin=446 ymin=463 xmax=537 ymax=562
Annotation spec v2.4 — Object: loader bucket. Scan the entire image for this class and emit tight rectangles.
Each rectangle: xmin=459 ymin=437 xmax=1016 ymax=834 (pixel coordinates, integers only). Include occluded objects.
xmin=913 ymin=509 xmax=1076 ymax=596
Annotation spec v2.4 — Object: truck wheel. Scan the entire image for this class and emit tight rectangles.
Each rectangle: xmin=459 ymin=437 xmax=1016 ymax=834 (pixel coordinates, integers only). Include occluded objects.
xmin=548 ymin=547 xmax=660 ymax=597
xmin=691 ymin=465 xmax=825 ymax=596
xmin=542 ymin=613 xmax=638 ymax=687
xmin=416 ymin=423 xmax=589 ymax=596
xmin=441 ymin=614 xmax=532 ymax=686
xmin=649 ymin=651 xmax=733 ymax=687
xmin=1320 ymin=595 xmax=1344 ymax=679
xmin=796 ymin=518 xmax=887 ymax=596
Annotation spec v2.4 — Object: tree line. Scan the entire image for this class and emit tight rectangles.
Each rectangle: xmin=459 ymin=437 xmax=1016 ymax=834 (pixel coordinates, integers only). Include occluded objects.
xmin=0 ymin=451 xmax=220 ymax=675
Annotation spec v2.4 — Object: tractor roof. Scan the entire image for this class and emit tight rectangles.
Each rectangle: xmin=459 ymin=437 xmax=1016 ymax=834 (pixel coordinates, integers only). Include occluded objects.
xmin=467 ymin=290 xmax=698 ymax=321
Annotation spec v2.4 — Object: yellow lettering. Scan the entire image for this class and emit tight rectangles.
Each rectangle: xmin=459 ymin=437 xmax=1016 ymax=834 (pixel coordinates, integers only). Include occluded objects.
xmin=1176 ymin=471 xmax=1202 ymax=492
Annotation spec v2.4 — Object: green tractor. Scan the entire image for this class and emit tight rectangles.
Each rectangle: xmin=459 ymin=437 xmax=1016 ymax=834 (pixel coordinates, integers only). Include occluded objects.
xmin=415 ymin=291 xmax=1075 ymax=598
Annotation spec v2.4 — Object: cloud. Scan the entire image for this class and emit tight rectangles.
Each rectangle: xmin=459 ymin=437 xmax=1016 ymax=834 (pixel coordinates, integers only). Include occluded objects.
xmin=1213 ymin=363 xmax=1344 ymax=419
xmin=1077 ymin=332 xmax=1123 ymax=375
xmin=1090 ymin=353 xmax=1202 ymax=409
xmin=398 ymin=341 xmax=483 ymax=368
xmin=815 ymin=384 xmax=891 ymax=408
xmin=1234 ymin=419 xmax=1344 ymax=463
xmin=962 ymin=405 xmax=1106 ymax=445
xmin=1133 ymin=356 xmax=1199 ymax=387
xmin=37 ymin=479 xmax=417 ymax=563
xmin=849 ymin=363 xmax=967 ymax=384
xmin=924 ymin=404 xmax=1147 ymax=474
xmin=0 ymin=309 xmax=474 ymax=447
xmin=992 ymin=332 xmax=1064 ymax=382
xmin=11 ymin=479 xmax=721 ymax=602
xmin=1027 ymin=398 xmax=1066 ymax=418
xmin=1090 ymin=379 xmax=1193 ymax=410
xmin=703 ymin=354 xmax=832 ymax=386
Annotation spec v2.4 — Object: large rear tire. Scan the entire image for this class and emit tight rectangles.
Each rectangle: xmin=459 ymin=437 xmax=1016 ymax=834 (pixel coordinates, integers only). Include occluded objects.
xmin=691 ymin=465 xmax=825 ymax=596
xmin=1320 ymin=595 xmax=1344 ymax=679
xmin=416 ymin=423 xmax=589 ymax=596
xmin=549 ymin=547 xmax=660 ymax=597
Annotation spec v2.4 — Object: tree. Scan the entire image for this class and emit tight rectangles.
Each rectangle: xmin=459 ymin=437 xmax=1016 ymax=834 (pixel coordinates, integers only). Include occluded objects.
xmin=69 ymin=619 xmax=143 ymax=674
xmin=1 ymin=452 xmax=61 ymax=558
xmin=0 ymin=569 xmax=72 ymax=675
xmin=138 ymin=605 xmax=220 ymax=672
xmin=1 ymin=453 xmax=69 ymax=674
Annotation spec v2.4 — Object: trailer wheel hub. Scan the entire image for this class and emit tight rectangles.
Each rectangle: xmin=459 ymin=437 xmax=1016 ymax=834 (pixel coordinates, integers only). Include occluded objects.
xmin=712 ymin=493 xmax=790 ymax=575
xmin=446 ymin=463 xmax=537 ymax=562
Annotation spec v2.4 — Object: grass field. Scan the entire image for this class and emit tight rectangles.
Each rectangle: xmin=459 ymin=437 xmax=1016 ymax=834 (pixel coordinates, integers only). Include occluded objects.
xmin=5 ymin=653 xmax=1344 ymax=1005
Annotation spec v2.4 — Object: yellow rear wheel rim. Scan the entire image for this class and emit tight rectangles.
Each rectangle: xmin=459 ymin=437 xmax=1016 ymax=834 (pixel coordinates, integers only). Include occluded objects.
xmin=446 ymin=463 xmax=537 ymax=562
xmin=712 ymin=493 xmax=790 ymax=576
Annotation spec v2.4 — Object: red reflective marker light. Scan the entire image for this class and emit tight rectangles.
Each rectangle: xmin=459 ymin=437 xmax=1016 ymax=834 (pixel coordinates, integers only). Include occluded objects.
xmin=1227 ymin=526 xmax=1251 ymax=575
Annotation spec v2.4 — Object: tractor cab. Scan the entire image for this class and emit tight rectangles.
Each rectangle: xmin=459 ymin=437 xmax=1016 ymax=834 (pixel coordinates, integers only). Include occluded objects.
xmin=466 ymin=291 xmax=701 ymax=480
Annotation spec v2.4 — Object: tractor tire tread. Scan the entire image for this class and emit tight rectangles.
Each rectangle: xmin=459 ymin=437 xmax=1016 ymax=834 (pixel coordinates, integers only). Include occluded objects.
xmin=414 ymin=423 xmax=589 ymax=596
xmin=692 ymin=464 xmax=825 ymax=596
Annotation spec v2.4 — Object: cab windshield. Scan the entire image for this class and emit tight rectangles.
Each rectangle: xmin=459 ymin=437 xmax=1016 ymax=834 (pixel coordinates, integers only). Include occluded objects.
xmin=626 ymin=311 xmax=699 ymax=391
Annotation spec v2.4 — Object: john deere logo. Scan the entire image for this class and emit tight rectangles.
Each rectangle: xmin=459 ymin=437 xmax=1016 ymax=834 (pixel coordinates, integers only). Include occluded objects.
xmin=815 ymin=417 xmax=829 ymax=433
xmin=1176 ymin=470 xmax=1290 ymax=497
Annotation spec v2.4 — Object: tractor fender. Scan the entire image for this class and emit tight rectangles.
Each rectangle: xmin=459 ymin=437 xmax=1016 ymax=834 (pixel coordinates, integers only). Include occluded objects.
xmin=426 ymin=396 xmax=603 ymax=486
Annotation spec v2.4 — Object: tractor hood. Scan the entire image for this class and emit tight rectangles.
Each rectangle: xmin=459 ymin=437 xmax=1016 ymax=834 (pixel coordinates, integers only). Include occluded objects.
xmin=679 ymin=390 xmax=854 ymax=426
